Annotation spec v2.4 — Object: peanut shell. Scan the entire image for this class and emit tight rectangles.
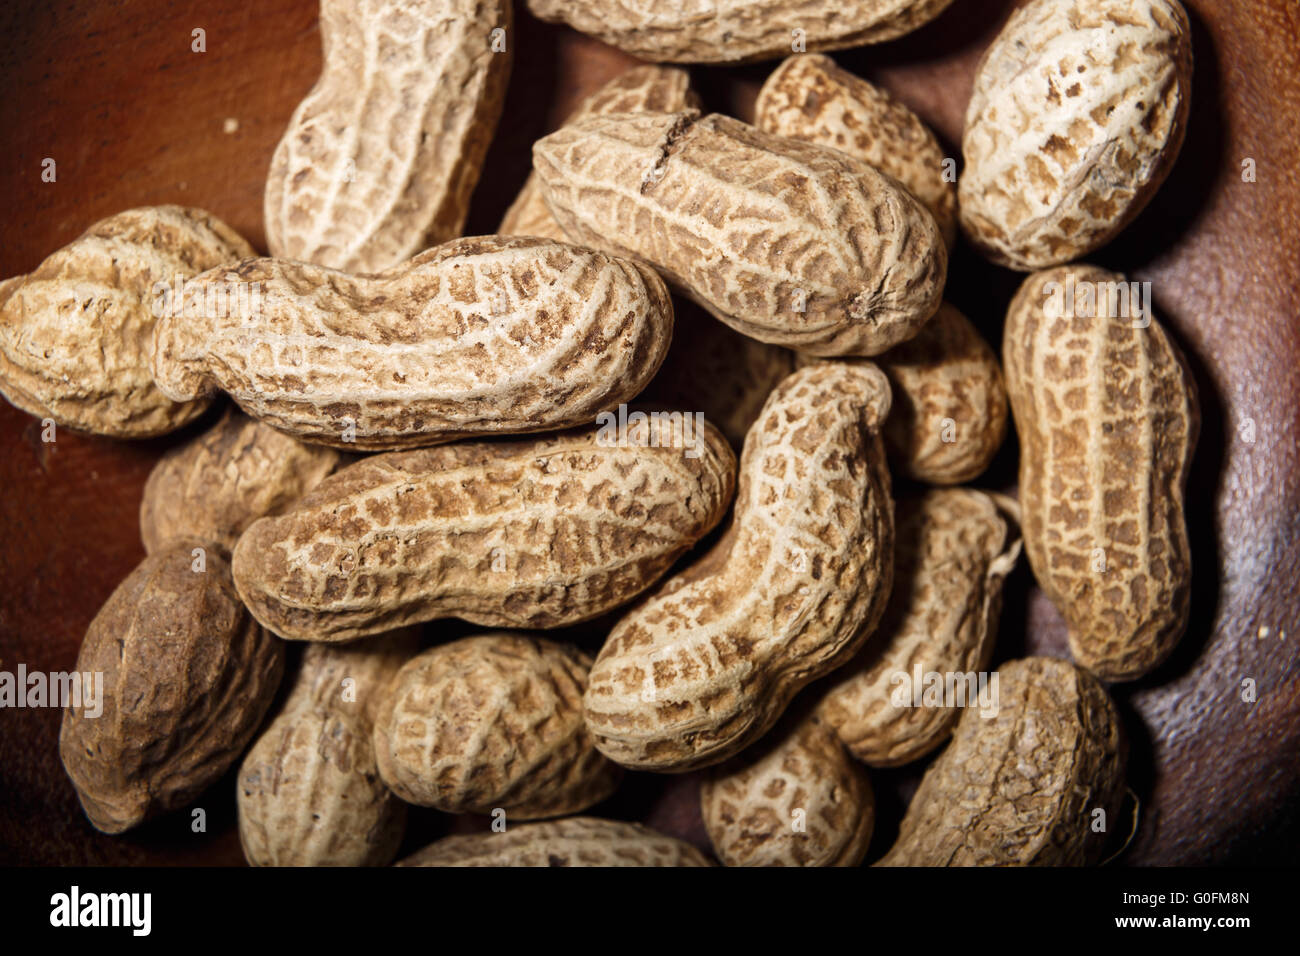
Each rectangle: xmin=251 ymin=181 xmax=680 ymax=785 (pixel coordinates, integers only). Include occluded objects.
xmin=1003 ymin=265 xmax=1198 ymax=681
xmin=151 ymin=236 xmax=674 ymax=450
xmin=584 ymin=363 xmax=895 ymax=772
xmin=59 ymin=540 xmax=284 ymax=833
xmin=264 ymin=0 xmax=512 ymax=272
xmin=398 ymin=817 xmax=713 ymax=866
xmin=373 ymin=634 xmax=621 ymax=818
xmin=534 ymin=110 xmax=946 ymax=357
xmin=959 ymin=0 xmax=1193 ymax=269
xmin=878 ymin=656 xmax=1126 ymax=866
xmin=232 ymin=418 xmax=737 ymax=642
xmin=0 ymin=206 xmax=252 ymax=438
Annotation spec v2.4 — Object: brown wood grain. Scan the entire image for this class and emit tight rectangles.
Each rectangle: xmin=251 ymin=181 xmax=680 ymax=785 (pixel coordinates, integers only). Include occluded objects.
xmin=0 ymin=0 xmax=1295 ymax=866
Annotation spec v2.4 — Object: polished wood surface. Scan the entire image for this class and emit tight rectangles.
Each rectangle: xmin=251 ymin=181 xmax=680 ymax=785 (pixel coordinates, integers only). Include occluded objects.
xmin=0 ymin=0 xmax=1296 ymax=865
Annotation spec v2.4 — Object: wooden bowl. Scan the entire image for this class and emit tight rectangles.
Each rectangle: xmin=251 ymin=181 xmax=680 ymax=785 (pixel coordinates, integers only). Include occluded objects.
xmin=1 ymin=0 xmax=1295 ymax=865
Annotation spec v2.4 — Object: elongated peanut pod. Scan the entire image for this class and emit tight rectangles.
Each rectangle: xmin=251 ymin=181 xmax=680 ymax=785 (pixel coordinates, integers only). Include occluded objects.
xmin=584 ymin=363 xmax=895 ymax=772
xmin=0 ymin=206 xmax=252 ymax=438
xmin=878 ymin=657 xmax=1126 ymax=866
xmin=398 ymin=817 xmax=713 ymax=866
xmin=526 ymin=0 xmax=957 ymax=65
xmin=755 ymin=54 xmax=957 ymax=249
xmin=59 ymin=541 xmax=285 ymax=834
xmin=231 ymin=418 xmax=737 ymax=642
xmin=151 ymin=236 xmax=674 ymax=451
xmin=372 ymin=634 xmax=621 ymax=818
xmin=702 ymin=710 xmax=873 ymax=867
xmin=237 ymin=630 xmax=418 ymax=867
xmin=500 ymin=65 xmax=699 ymax=241
xmin=1003 ymin=265 xmax=1198 ymax=681
xmin=816 ymin=490 xmax=1021 ymax=766
xmin=264 ymin=0 xmax=512 ymax=272
xmin=534 ymin=111 xmax=946 ymax=357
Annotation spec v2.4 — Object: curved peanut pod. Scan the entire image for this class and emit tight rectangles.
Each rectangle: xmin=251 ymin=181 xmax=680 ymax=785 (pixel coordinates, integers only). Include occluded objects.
xmin=876 ymin=304 xmax=1007 ymax=485
xmin=534 ymin=111 xmax=946 ymax=357
xmin=397 ymin=817 xmax=713 ymax=867
xmin=1004 ymin=265 xmax=1198 ymax=681
xmin=0 ymin=206 xmax=252 ymax=438
xmin=878 ymin=657 xmax=1126 ymax=866
xmin=237 ymin=630 xmax=418 ymax=866
xmin=264 ymin=0 xmax=512 ymax=272
xmin=373 ymin=634 xmax=621 ymax=818
xmin=526 ymin=0 xmax=956 ymax=65
xmin=151 ymin=236 xmax=674 ymax=451
xmin=500 ymin=64 xmax=699 ymax=241
xmin=59 ymin=541 xmax=285 ymax=834
xmin=141 ymin=407 xmax=341 ymax=555
xmin=701 ymin=710 xmax=873 ymax=867
xmin=755 ymin=54 xmax=957 ymax=249
xmin=959 ymin=0 xmax=1192 ymax=270
xmin=584 ymin=363 xmax=895 ymax=772
xmin=817 ymin=490 xmax=1021 ymax=766
xmin=231 ymin=418 xmax=737 ymax=642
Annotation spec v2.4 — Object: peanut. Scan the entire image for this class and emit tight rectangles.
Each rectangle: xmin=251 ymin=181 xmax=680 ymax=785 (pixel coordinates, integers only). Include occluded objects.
xmin=878 ymin=657 xmax=1126 ymax=866
xmin=264 ymin=0 xmax=511 ymax=272
xmin=875 ymin=304 xmax=1008 ymax=485
xmin=755 ymin=53 xmax=957 ymax=249
xmin=640 ymin=301 xmax=797 ymax=449
xmin=500 ymin=65 xmax=698 ymax=242
xmin=1003 ymin=265 xmax=1198 ymax=681
xmin=59 ymin=540 xmax=285 ymax=834
xmin=231 ymin=418 xmax=736 ymax=642
xmin=959 ymin=0 xmax=1193 ymax=270
xmin=526 ymin=0 xmax=957 ymax=65
xmin=0 ymin=206 xmax=252 ymax=438
xmin=140 ymin=407 xmax=341 ymax=555
xmin=584 ymin=363 xmax=895 ymax=771
xmin=397 ymin=817 xmax=713 ymax=866
xmin=533 ymin=110 xmax=947 ymax=357
xmin=816 ymin=489 xmax=1022 ymax=766
xmin=372 ymin=634 xmax=621 ymax=818
xmin=701 ymin=710 xmax=873 ymax=867
xmin=237 ymin=630 xmax=418 ymax=867
xmin=150 ymin=236 xmax=674 ymax=450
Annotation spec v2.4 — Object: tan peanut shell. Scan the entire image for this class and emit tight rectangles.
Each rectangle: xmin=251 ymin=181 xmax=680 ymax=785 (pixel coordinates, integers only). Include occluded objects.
xmin=755 ymin=54 xmax=957 ymax=249
xmin=264 ymin=0 xmax=511 ymax=272
xmin=959 ymin=0 xmax=1193 ymax=270
xmin=640 ymin=301 xmax=797 ymax=449
xmin=373 ymin=634 xmax=621 ymax=818
xmin=701 ymin=711 xmax=873 ymax=866
xmin=232 ymin=418 xmax=736 ymax=643
xmin=140 ymin=407 xmax=341 ymax=555
xmin=878 ymin=657 xmax=1126 ymax=866
xmin=0 ymin=206 xmax=252 ymax=438
xmin=151 ymin=236 xmax=674 ymax=450
xmin=816 ymin=489 xmax=1021 ymax=766
xmin=526 ymin=0 xmax=957 ymax=65
xmin=1003 ymin=265 xmax=1197 ymax=681
xmin=500 ymin=65 xmax=699 ymax=241
xmin=237 ymin=630 xmax=418 ymax=867
xmin=584 ymin=363 xmax=895 ymax=772
xmin=875 ymin=303 xmax=1007 ymax=485
xmin=398 ymin=817 xmax=713 ymax=867
xmin=533 ymin=110 xmax=947 ymax=357
xmin=59 ymin=540 xmax=285 ymax=834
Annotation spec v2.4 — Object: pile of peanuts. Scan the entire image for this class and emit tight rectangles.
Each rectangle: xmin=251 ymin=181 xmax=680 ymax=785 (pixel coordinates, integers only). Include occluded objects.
xmin=0 ymin=0 xmax=1198 ymax=866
